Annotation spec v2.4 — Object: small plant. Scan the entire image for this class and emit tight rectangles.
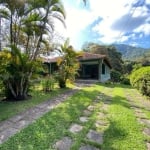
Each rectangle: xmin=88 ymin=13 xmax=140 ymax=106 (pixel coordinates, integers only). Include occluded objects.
xmin=41 ymin=75 xmax=55 ymax=92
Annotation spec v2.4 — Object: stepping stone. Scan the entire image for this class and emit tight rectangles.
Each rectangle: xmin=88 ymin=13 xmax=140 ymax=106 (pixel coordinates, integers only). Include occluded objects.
xmin=98 ymin=112 xmax=105 ymax=118
xmin=80 ymin=116 xmax=89 ymax=122
xmin=134 ymin=108 xmax=142 ymax=113
xmin=95 ymin=121 xmax=108 ymax=127
xmin=147 ymin=142 xmax=150 ymax=150
xmin=0 ymin=127 xmax=19 ymax=144
xmin=143 ymin=128 xmax=150 ymax=136
xmin=69 ymin=124 xmax=83 ymax=133
xmin=135 ymin=112 xmax=147 ymax=119
xmin=8 ymin=114 xmax=24 ymax=122
xmin=54 ymin=137 xmax=72 ymax=150
xmin=12 ymin=119 xmax=32 ymax=129
xmin=101 ymin=104 xmax=108 ymax=111
xmin=83 ymin=110 xmax=92 ymax=116
xmin=0 ymin=120 xmax=13 ymax=132
xmin=87 ymin=105 xmax=95 ymax=111
xmin=104 ymin=99 xmax=111 ymax=104
xmin=139 ymin=119 xmax=150 ymax=127
xmin=94 ymin=99 xmax=99 ymax=103
xmin=79 ymin=145 xmax=99 ymax=150
xmin=87 ymin=130 xmax=103 ymax=144
xmin=96 ymin=95 xmax=102 ymax=99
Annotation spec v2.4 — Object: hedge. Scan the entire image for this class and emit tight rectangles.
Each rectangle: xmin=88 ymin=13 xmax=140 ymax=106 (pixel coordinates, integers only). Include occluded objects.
xmin=130 ymin=66 xmax=150 ymax=96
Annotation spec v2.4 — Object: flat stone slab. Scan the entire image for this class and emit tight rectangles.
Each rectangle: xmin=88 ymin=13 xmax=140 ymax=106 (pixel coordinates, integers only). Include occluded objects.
xmin=0 ymin=127 xmax=19 ymax=144
xmin=143 ymin=128 xmax=150 ymax=136
xmin=12 ymin=119 xmax=32 ymax=129
xmin=54 ymin=137 xmax=73 ymax=150
xmin=104 ymin=99 xmax=111 ymax=104
xmin=139 ymin=119 xmax=150 ymax=127
xmin=83 ymin=110 xmax=92 ymax=116
xmin=80 ymin=116 xmax=89 ymax=122
xmin=0 ymin=120 xmax=13 ymax=132
xmin=147 ymin=142 xmax=150 ymax=150
xmin=135 ymin=112 xmax=147 ymax=119
xmin=101 ymin=104 xmax=108 ymax=111
xmin=95 ymin=121 xmax=108 ymax=127
xmin=98 ymin=112 xmax=106 ymax=118
xmin=134 ymin=108 xmax=142 ymax=113
xmin=69 ymin=124 xmax=83 ymax=133
xmin=87 ymin=130 xmax=103 ymax=144
xmin=96 ymin=95 xmax=103 ymax=99
xmin=79 ymin=145 xmax=99 ymax=150
xmin=87 ymin=105 xmax=95 ymax=111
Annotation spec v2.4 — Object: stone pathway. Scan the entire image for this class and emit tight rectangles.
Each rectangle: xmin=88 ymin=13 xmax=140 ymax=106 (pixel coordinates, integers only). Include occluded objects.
xmin=125 ymin=90 xmax=150 ymax=150
xmin=54 ymin=90 xmax=112 ymax=150
xmin=2 ymin=83 xmax=149 ymax=149
xmin=0 ymin=80 xmax=97 ymax=145
xmin=0 ymin=89 xmax=78 ymax=144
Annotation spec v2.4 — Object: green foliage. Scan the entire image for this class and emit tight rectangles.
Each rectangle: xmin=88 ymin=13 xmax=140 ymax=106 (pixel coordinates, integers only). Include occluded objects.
xmin=0 ymin=0 xmax=65 ymax=58
xmin=41 ymin=75 xmax=55 ymax=92
xmin=56 ymin=39 xmax=80 ymax=88
xmin=110 ymin=69 xmax=121 ymax=83
xmin=0 ymin=84 xmax=146 ymax=149
xmin=114 ymin=44 xmax=149 ymax=61
xmin=0 ymin=46 xmax=42 ymax=100
xmin=120 ymin=76 xmax=130 ymax=85
xmin=130 ymin=66 xmax=150 ymax=96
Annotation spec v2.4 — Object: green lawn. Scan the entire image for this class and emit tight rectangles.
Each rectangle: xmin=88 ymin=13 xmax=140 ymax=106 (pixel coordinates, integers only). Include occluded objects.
xmin=0 ymin=83 xmax=148 ymax=150
xmin=0 ymin=86 xmax=68 ymax=121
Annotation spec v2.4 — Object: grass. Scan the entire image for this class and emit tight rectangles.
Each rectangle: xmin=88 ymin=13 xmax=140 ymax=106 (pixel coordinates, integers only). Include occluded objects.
xmin=0 ymin=83 xmax=148 ymax=150
xmin=0 ymin=84 xmax=68 ymax=121
xmin=102 ymin=86 xmax=146 ymax=150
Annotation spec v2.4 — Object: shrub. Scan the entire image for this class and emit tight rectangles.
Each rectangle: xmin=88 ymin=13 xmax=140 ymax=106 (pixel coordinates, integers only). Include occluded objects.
xmin=41 ymin=76 xmax=55 ymax=92
xmin=110 ymin=69 xmax=121 ymax=83
xmin=120 ymin=76 xmax=130 ymax=85
xmin=130 ymin=66 xmax=150 ymax=96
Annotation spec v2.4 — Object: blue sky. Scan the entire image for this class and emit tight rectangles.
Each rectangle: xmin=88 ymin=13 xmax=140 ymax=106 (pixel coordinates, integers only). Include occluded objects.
xmin=56 ymin=0 xmax=150 ymax=50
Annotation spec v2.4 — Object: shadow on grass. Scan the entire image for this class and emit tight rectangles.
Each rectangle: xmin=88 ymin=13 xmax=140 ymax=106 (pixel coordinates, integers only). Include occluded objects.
xmin=0 ymin=83 xmax=144 ymax=150
xmin=96 ymin=82 xmax=134 ymax=89
xmin=102 ymin=120 xmax=128 ymax=150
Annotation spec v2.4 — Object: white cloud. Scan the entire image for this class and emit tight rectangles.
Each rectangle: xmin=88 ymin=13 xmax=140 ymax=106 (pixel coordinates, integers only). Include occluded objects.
xmin=90 ymin=0 xmax=150 ymax=44
xmin=134 ymin=23 xmax=150 ymax=35
xmin=146 ymin=0 xmax=150 ymax=5
xmin=56 ymin=0 xmax=150 ymax=48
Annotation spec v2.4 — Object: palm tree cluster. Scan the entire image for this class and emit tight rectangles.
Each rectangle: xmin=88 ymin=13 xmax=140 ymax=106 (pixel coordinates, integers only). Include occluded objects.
xmin=0 ymin=0 xmax=66 ymax=58
xmin=0 ymin=0 xmax=66 ymax=100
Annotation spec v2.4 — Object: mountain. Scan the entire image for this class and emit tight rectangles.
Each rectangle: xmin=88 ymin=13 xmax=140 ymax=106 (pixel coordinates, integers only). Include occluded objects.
xmin=113 ymin=44 xmax=150 ymax=60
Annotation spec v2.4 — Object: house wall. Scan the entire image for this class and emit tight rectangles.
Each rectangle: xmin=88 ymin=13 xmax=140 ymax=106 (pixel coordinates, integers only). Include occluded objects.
xmin=79 ymin=59 xmax=111 ymax=82
xmin=100 ymin=62 xmax=111 ymax=82
xmin=79 ymin=61 xmax=99 ymax=79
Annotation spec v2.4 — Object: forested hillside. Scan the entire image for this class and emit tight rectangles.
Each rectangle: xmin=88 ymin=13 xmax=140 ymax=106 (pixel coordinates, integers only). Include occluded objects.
xmin=113 ymin=44 xmax=150 ymax=60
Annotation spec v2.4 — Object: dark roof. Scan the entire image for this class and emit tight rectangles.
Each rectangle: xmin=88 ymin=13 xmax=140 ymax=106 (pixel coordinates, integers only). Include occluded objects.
xmin=43 ymin=52 xmax=112 ymax=68
xmin=77 ymin=52 xmax=112 ymax=69
xmin=77 ymin=52 xmax=106 ymax=61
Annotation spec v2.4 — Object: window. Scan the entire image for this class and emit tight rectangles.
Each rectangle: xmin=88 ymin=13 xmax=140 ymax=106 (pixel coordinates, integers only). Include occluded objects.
xmin=102 ymin=63 xmax=105 ymax=74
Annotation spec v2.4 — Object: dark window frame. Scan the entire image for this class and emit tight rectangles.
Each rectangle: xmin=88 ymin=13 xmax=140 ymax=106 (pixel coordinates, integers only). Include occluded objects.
xmin=102 ymin=63 xmax=105 ymax=74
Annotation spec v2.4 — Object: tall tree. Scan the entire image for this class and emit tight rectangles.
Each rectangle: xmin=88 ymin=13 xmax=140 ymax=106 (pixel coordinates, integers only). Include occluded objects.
xmin=56 ymin=39 xmax=80 ymax=88
xmin=0 ymin=0 xmax=66 ymax=100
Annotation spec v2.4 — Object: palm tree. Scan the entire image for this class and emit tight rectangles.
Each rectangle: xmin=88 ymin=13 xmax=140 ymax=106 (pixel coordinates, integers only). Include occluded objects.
xmin=56 ymin=39 xmax=80 ymax=88
xmin=31 ymin=0 xmax=66 ymax=60
xmin=0 ymin=0 xmax=66 ymax=100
